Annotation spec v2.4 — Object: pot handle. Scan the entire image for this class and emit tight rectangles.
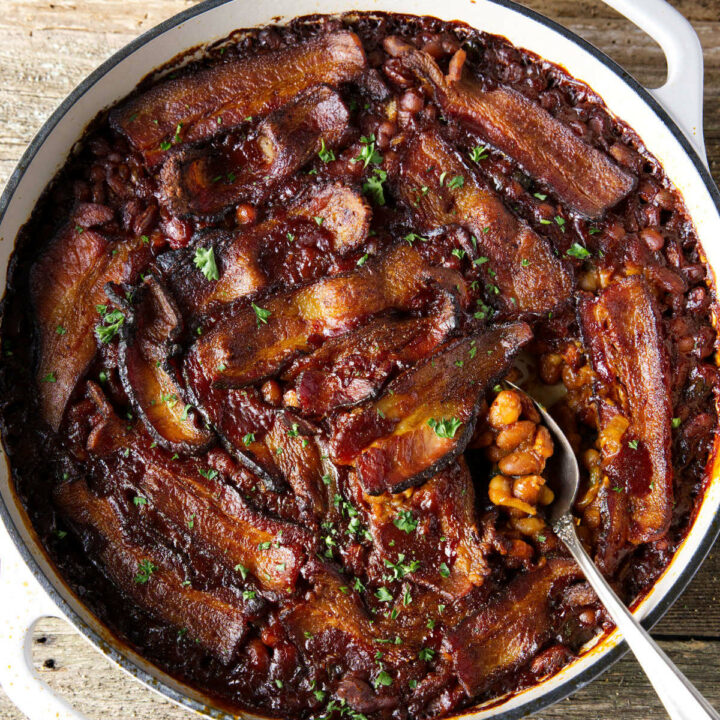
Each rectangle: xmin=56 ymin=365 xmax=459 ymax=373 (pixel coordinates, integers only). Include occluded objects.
xmin=0 ymin=520 xmax=90 ymax=720
xmin=600 ymin=0 xmax=706 ymax=162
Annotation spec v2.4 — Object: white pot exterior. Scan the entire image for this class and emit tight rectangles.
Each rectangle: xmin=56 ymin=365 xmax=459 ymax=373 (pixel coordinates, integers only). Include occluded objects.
xmin=0 ymin=2 xmax=718 ymax=719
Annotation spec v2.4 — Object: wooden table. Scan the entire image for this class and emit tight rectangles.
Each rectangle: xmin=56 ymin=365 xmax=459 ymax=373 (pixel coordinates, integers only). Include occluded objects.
xmin=0 ymin=1 xmax=718 ymax=718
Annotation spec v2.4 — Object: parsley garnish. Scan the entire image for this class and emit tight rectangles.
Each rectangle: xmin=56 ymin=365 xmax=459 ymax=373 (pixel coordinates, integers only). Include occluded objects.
xmin=252 ymin=303 xmax=271 ymax=326
xmin=404 ymin=232 xmax=428 ymax=246
xmin=193 ymin=246 xmax=219 ymax=281
xmin=95 ymin=307 xmax=125 ymax=344
xmin=672 ymin=417 xmax=681 ymax=429
xmin=447 ymin=175 xmax=465 ymax=190
xmin=134 ymin=559 xmax=157 ymax=584
xmin=352 ymin=134 xmax=382 ymax=169
xmin=362 ymin=167 xmax=387 ymax=205
xmin=375 ymin=587 xmax=393 ymax=602
xmin=418 ymin=648 xmax=435 ymax=662
xmin=41 ymin=372 xmax=57 ymax=383
xmin=197 ymin=467 xmax=218 ymax=480
xmin=439 ymin=563 xmax=450 ymax=578
xmin=393 ymin=510 xmax=417 ymax=533
xmin=427 ymin=417 xmax=462 ymax=439
xmin=133 ymin=496 xmax=147 ymax=506
xmin=566 ymin=243 xmax=591 ymax=260
xmin=317 ymin=138 xmax=335 ymax=163
xmin=628 ymin=439 xmax=639 ymax=449
xmin=373 ymin=670 xmax=393 ymax=688
xmin=469 ymin=145 xmax=489 ymax=162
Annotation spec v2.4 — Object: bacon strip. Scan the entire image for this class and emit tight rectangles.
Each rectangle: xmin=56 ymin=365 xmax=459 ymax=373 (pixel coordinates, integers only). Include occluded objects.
xmin=447 ymin=558 xmax=581 ymax=696
xmin=161 ymin=183 xmax=370 ymax=316
xmin=394 ymin=131 xmax=572 ymax=316
xmin=30 ymin=226 xmax=149 ymax=430
xmin=111 ymin=32 xmax=366 ymax=159
xmin=55 ymin=480 xmax=249 ymax=662
xmin=160 ymin=85 xmax=350 ymax=219
xmin=579 ymin=276 xmax=673 ymax=545
xmin=385 ymin=40 xmax=635 ymax=218
xmin=119 ymin=277 xmax=214 ymax=453
xmin=354 ymin=460 xmax=490 ymax=599
xmin=132 ymin=450 xmax=310 ymax=592
xmin=183 ymin=244 xmax=464 ymax=391
xmin=330 ymin=322 xmax=533 ymax=495
xmin=282 ymin=294 xmax=458 ymax=417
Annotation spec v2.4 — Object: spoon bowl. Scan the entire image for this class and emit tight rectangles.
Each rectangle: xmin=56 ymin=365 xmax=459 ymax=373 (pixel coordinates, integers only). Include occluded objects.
xmin=505 ymin=380 xmax=720 ymax=720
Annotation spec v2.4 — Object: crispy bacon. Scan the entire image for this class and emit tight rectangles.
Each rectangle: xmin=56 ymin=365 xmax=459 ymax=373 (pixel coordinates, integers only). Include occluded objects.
xmin=282 ymin=294 xmax=458 ymax=417
xmin=447 ymin=558 xmax=581 ymax=696
xmin=183 ymin=244 xmax=465 ymax=391
xmin=131 ymin=449 xmax=310 ymax=592
xmin=356 ymin=460 xmax=490 ymax=599
xmin=393 ymin=131 xmax=572 ymax=316
xmin=30 ymin=226 xmax=149 ymax=430
xmin=119 ymin=276 xmax=214 ymax=453
xmin=281 ymin=559 xmax=409 ymax=667
xmin=264 ymin=412 xmax=326 ymax=516
xmin=55 ymin=479 xmax=250 ymax=662
xmin=330 ymin=322 xmax=533 ymax=494
xmin=161 ymin=183 xmax=370 ymax=316
xmin=111 ymin=32 xmax=366 ymax=160
xmin=160 ymin=85 xmax=350 ymax=219
xmin=385 ymin=39 xmax=635 ymax=218
xmin=579 ymin=276 xmax=673 ymax=545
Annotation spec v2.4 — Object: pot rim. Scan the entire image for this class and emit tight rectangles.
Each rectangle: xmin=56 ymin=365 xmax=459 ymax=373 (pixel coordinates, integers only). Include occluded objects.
xmin=0 ymin=1 xmax=719 ymax=719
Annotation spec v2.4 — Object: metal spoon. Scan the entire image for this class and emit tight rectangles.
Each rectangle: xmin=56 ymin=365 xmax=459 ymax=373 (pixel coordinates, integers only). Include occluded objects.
xmin=507 ymin=382 xmax=720 ymax=720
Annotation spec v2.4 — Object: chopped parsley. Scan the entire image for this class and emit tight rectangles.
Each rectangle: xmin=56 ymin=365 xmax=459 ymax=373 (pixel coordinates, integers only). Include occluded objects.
xmin=197 ymin=467 xmax=218 ymax=480
xmin=356 ymin=253 xmax=370 ymax=267
xmin=252 ymin=302 xmax=271 ymax=326
xmin=242 ymin=432 xmax=255 ymax=446
xmin=193 ymin=246 xmax=219 ymax=281
xmin=439 ymin=563 xmax=450 ymax=578
xmin=373 ymin=670 xmax=393 ymax=688
xmin=375 ymin=587 xmax=393 ymax=602
xmin=404 ymin=232 xmax=428 ymax=246
xmin=566 ymin=243 xmax=591 ymax=260
xmin=418 ymin=648 xmax=435 ymax=662
xmin=393 ymin=510 xmax=418 ymax=533
xmin=427 ymin=417 xmax=462 ymax=439
xmin=133 ymin=496 xmax=148 ymax=506
xmin=317 ymin=138 xmax=336 ymax=163
xmin=41 ymin=372 xmax=57 ymax=383
xmin=352 ymin=134 xmax=382 ymax=169
xmin=95 ymin=307 xmax=124 ymax=344
xmin=447 ymin=175 xmax=465 ymax=190
xmin=134 ymin=559 xmax=157 ymax=584
xmin=672 ymin=417 xmax=682 ymax=429
xmin=628 ymin=439 xmax=639 ymax=450
xmin=362 ymin=167 xmax=387 ymax=205
xmin=234 ymin=564 xmax=249 ymax=579
xmin=468 ymin=145 xmax=489 ymax=162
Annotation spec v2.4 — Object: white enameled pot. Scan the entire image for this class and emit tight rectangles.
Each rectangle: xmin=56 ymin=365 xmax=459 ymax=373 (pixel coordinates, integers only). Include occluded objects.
xmin=0 ymin=1 xmax=719 ymax=719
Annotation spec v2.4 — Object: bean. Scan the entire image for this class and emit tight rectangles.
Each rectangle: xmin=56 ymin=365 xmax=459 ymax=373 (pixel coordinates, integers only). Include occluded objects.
xmin=236 ymin=203 xmax=256 ymax=225
xmin=488 ymin=390 xmax=522 ymax=428
xmin=513 ymin=474 xmax=544 ymax=504
xmin=498 ymin=450 xmax=542 ymax=476
xmin=496 ymin=420 xmax=536 ymax=451
xmin=539 ymin=353 xmax=563 ymax=385
xmin=399 ymin=89 xmax=424 ymax=113
xmin=640 ymin=227 xmax=664 ymax=252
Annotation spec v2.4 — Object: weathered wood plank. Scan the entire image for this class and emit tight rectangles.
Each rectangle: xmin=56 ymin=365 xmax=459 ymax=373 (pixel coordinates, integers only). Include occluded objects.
xmin=0 ymin=617 xmax=719 ymax=720
xmin=0 ymin=2 xmax=718 ymax=719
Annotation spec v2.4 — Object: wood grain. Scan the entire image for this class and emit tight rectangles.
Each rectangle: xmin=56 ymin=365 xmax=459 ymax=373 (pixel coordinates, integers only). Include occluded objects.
xmin=0 ymin=1 xmax=718 ymax=718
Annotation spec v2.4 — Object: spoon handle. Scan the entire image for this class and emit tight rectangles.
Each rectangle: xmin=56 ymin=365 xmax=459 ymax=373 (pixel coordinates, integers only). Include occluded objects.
xmin=554 ymin=514 xmax=720 ymax=720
